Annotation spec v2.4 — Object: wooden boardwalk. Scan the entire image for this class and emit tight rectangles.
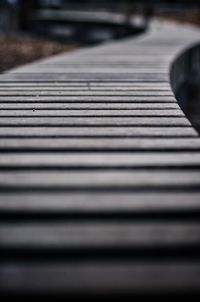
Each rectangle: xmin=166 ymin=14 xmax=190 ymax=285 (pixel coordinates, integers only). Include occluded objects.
xmin=0 ymin=20 xmax=200 ymax=295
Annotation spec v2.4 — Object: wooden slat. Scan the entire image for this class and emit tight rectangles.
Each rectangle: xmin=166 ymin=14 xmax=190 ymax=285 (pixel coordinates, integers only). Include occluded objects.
xmin=0 ymin=117 xmax=189 ymax=126
xmin=0 ymin=171 xmax=200 ymax=189
xmin=1 ymin=138 xmax=200 ymax=151
xmin=0 ymin=103 xmax=180 ymax=109
xmin=0 ymin=222 xmax=200 ymax=248
xmin=0 ymin=109 xmax=183 ymax=116
xmin=0 ymin=192 xmax=200 ymax=213
xmin=0 ymin=262 xmax=200 ymax=294
xmin=0 ymin=152 xmax=200 ymax=168
xmin=0 ymin=95 xmax=175 ymax=102
xmin=0 ymin=126 xmax=196 ymax=137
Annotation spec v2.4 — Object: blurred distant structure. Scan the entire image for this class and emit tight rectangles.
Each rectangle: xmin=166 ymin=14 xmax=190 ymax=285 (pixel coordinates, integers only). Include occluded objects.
xmin=0 ymin=1 xmax=199 ymax=40
xmin=14 ymin=0 xmax=150 ymax=43
xmin=0 ymin=0 xmax=18 ymax=34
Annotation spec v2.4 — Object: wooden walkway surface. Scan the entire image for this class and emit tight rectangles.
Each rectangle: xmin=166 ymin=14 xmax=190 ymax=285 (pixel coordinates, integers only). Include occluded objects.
xmin=0 ymin=20 xmax=200 ymax=295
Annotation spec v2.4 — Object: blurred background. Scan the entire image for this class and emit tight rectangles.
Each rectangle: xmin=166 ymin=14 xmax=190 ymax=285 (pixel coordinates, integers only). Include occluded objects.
xmin=0 ymin=0 xmax=199 ymax=72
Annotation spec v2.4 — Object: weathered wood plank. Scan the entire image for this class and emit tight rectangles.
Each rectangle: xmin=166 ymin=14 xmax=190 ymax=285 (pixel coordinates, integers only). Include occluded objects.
xmin=0 ymin=171 xmax=199 ymax=189
xmin=0 ymin=222 xmax=200 ymax=248
xmin=0 ymin=262 xmax=200 ymax=294
xmin=0 ymin=152 xmax=200 ymax=168
xmin=0 ymin=192 xmax=200 ymax=213
xmin=0 ymin=96 xmax=175 ymax=102
xmin=0 ymin=109 xmax=183 ymax=116
xmin=0 ymin=103 xmax=180 ymax=109
xmin=0 ymin=138 xmax=200 ymax=150
xmin=0 ymin=126 xmax=196 ymax=137
xmin=0 ymin=117 xmax=189 ymax=126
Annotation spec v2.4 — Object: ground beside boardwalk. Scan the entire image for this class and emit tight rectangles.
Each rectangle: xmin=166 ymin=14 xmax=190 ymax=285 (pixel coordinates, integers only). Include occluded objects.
xmin=0 ymin=34 xmax=75 ymax=73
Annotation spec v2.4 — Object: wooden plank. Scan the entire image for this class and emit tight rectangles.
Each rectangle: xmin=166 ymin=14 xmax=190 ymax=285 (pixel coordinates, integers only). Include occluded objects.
xmin=0 ymin=152 xmax=200 ymax=168
xmin=0 ymin=138 xmax=200 ymax=151
xmin=0 ymin=127 xmax=196 ymax=137
xmin=0 ymin=262 xmax=200 ymax=294
xmin=0 ymin=72 xmax=169 ymax=79
xmin=0 ymin=83 xmax=171 ymax=89
xmin=0 ymin=91 xmax=174 ymax=96
xmin=0 ymin=117 xmax=189 ymax=126
xmin=0 ymin=109 xmax=183 ymax=117
xmin=0 ymin=171 xmax=199 ymax=189
xmin=0 ymin=103 xmax=180 ymax=109
xmin=0 ymin=96 xmax=175 ymax=102
xmin=0 ymin=192 xmax=200 ymax=213
xmin=0 ymin=222 xmax=200 ymax=248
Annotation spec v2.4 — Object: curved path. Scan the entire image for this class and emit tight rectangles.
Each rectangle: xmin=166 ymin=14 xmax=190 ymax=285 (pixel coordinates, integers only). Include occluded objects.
xmin=0 ymin=21 xmax=200 ymax=295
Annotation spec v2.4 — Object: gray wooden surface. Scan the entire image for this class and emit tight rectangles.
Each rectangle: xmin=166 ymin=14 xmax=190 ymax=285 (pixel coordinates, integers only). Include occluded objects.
xmin=0 ymin=20 xmax=200 ymax=295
